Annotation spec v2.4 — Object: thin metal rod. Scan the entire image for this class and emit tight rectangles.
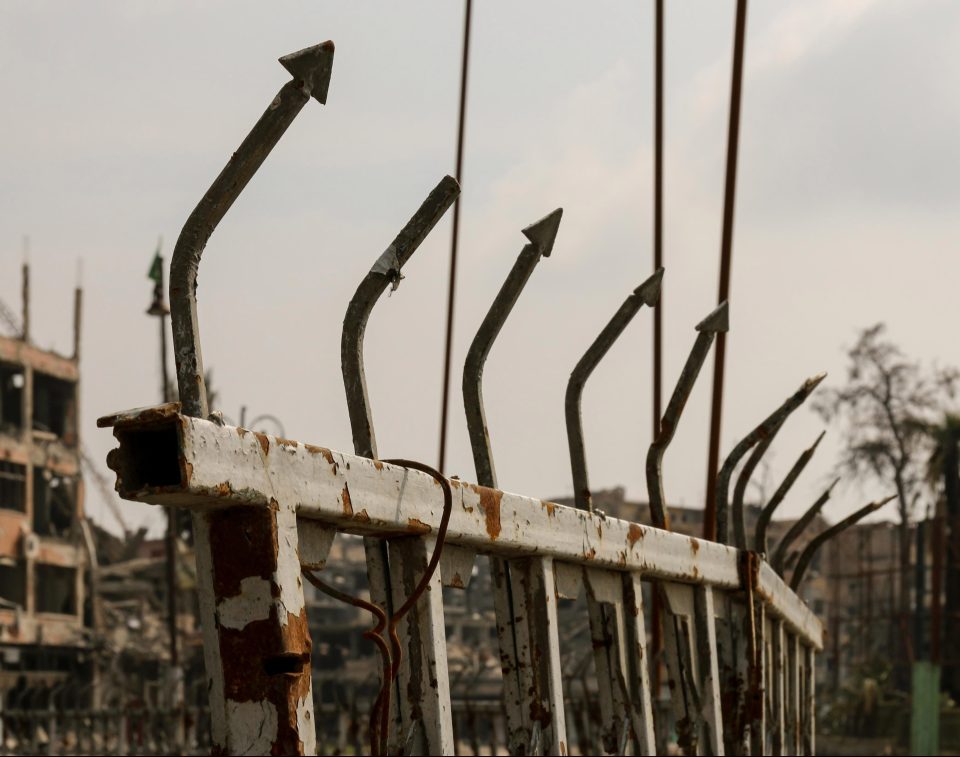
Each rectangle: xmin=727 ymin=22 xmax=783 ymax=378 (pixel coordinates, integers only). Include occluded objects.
xmin=342 ymin=176 xmax=460 ymax=459
xmin=652 ymin=0 xmax=664 ymax=442
xmin=154 ymin=258 xmax=179 ymax=670
xmin=651 ymin=0 xmax=665 ymax=701
xmin=771 ymin=477 xmax=839 ymax=575
xmin=790 ymin=495 xmax=896 ymax=590
xmin=463 ymin=209 xmax=561 ymax=488
xmin=566 ymin=269 xmax=663 ymax=511
xmin=646 ymin=301 xmax=728 ymax=529
xmin=715 ymin=372 xmax=825 ymax=544
xmin=169 ymin=42 xmax=334 ymax=418
xmin=438 ymin=0 xmax=474 ymax=473
xmin=703 ymin=0 xmax=749 ymax=542
xmin=754 ymin=431 xmax=825 ymax=554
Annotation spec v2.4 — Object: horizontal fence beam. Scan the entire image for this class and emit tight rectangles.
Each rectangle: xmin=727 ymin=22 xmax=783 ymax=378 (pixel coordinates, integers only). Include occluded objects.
xmin=99 ymin=404 xmax=822 ymax=650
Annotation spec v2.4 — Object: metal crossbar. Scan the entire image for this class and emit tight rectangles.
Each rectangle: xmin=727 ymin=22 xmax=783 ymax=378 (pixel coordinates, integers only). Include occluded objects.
xmin=99 ymin=403 xmax=822 ymax=755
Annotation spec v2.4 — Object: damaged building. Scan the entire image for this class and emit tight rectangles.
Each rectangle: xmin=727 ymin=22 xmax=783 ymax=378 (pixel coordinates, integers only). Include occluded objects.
xmin=0 ymin=265 xmax=88 ymax=690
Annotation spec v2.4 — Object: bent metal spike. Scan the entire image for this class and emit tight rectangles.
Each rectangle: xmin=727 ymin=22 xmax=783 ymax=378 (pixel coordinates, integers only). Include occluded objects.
xmin=340 ymin=174 xmax=459 ymax=754
xmin=462 ymin=209 xmax=566 ymax=754
xmin=170 ymin=42 xmax=335 ymax=420
xmin=164 ymin=42 xmax=334 ymax=756
xmin=565 ymin=268 xmax=663 ymax=512
xmin=753 ymin=430 xmax=825 ymax=554
xmin=715 ymin=372 xmax=826 ymax=545
xmin=463 ymin=208 xmax=562 ymax=488
xmin=790 ymin=495 xmax=896 ymax=590
xmin=772 ymin=477 xmax=840 ymax=574
xmin=646 ymin=300 xmax=728 ymax=530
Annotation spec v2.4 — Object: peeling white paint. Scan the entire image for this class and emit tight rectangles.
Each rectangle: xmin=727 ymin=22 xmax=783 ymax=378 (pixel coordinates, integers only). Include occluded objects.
xmin=217 ymin=576 xmax=273 ymax=630
xmin=274 ymin=503 xmax=305 ymax=625
xmin=296 ymin=694 xmax=316 ymax=755
xmin=226 ymin=699 xmax=278 ymax=755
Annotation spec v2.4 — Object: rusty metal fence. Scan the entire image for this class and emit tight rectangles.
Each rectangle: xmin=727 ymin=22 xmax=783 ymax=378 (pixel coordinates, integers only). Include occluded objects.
xmin=93 ymin=40 xmax=885 ymax=756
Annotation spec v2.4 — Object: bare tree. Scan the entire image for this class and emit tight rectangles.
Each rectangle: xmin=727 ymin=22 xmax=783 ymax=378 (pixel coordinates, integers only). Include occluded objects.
xmin=814 ymin=324 xmax=957 ymax=683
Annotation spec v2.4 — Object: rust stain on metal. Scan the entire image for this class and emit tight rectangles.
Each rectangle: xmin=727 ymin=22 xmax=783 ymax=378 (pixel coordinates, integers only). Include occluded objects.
xmin=477 ymin=487 xmax=502 ymax=540
xmin=584 ymin=547 xmax=597 ymax=560
xmin=341 ymin=484 xmax=353 ymax=516
xmin=690 ymin=537 xmax=700 ymax=554
xmin=236 ymin=426 xmax=248 ymax=438
xmin=354 ymin=509 xmax=371 ymax=523
xmin=372 ymin=460 xmax=384 ymax=471
xmin=315 ymin=447 xmax=338 ymax=474
xmin=627 ymin=523 xmax=644 ymax=548
xmin=254 ymin=432 xmax=270 ymax=456
xmin=276 ymin=437 xmax=298 ymax=448
xmin=406 ymin=517 xmax=431 ymax=533
xmin=450 ymin=572 xmax=465 ymax=589
xmin=544 ymin=501 xmax=557 ymax=518
xmin=215 ymin=481 xmax=233 ymax=497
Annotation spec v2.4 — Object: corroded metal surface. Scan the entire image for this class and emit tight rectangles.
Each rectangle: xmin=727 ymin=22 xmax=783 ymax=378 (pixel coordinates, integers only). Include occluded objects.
xmin=100 ymin=407 xmax=825 ymax=650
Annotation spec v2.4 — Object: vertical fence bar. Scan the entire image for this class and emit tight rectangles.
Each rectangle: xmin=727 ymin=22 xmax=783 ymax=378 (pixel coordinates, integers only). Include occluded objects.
xmin=513 ymin=557 xmax=568 ymax=755
xmin=802 ymin=645 xmax=815 ymax=756
xmin=770 ymin=619 xmax=786 ymax=756
xmin=388 ymin=536 xmax=455 ymax=754
xmin=624 ymin=573 xmax=657 ymax=755
xmin=585 ymin=569 xmax=631 ymax=753
xmin=693 ymin=586 xmax=725 ymax=755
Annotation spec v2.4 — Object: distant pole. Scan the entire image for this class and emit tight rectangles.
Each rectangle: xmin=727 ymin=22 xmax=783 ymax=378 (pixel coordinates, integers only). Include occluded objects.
xmin=703 ymin=0 xmax=748 ymax=542
xmin=21 ymin=237 xmax=30 ymax=343
xmin=437 ymin=0 xmax=473 ymax=473
xmin=650 ymin=0 xmax=666 ymax=707
xmin=147 ymin=249 xmax=178 ymax=669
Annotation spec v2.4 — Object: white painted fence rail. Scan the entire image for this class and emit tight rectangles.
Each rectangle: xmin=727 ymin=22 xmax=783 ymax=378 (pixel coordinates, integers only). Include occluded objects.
xmin=100 ymin=403 xmax=822 ymax=756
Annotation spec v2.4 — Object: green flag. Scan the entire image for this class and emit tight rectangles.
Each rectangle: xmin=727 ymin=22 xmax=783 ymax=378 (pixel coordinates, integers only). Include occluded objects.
xmin=148 ymin=241 xmax=162 ymax=283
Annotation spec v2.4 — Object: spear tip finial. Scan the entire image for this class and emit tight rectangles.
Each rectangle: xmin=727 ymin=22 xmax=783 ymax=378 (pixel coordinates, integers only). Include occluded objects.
xmin=279 ymin=41 xmax=336 ymax=103
xmin=522 ymin=208 xmax=563 ymax=257
xmin=634 ymin=267 xmax=664 ymax=306
xmin=695 ymin=300 xmax=729 ymax=333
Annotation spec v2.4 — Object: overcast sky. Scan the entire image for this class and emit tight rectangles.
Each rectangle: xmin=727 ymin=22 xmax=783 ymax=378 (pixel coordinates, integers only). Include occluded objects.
xmin=1 ymin=0 xmax=957 ymax=536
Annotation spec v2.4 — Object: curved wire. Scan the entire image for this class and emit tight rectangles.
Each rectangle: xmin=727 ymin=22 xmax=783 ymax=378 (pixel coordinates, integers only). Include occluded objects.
xmin=301 ymin=459 xmax=453 ymax=755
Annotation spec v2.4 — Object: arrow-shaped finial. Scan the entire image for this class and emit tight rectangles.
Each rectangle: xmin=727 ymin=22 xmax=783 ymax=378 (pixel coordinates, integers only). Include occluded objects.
xmin=634 ymin=267 xmax=664 ymax=307
xmin=522 ymin=208 xmax=563 ymax=257
xmin=696 ymin=300 xmax=729 ymax=333
xmin=279 ymin=41 xmax=336 ymax=103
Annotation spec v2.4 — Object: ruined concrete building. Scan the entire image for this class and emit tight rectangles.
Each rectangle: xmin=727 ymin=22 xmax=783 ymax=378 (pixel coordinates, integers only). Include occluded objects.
xmin=0 ymin=264 xmax=88 ymax=684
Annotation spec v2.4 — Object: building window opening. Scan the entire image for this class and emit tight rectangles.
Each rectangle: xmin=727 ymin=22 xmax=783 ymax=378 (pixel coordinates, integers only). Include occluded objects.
xmin=35 ymin=565 xmax=76 ymax=615
xmin=0 ymin=462 xmax=26 ymax=512
xmin=0 ymin=363 xmax=24 ymax=434
xmin=33 ymin=469 xmax=74 ymax=537
xmin=32 ymin=373 xmax=76 ymax=444
xmin=0 ymin=563 xmax=26 ymax=608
